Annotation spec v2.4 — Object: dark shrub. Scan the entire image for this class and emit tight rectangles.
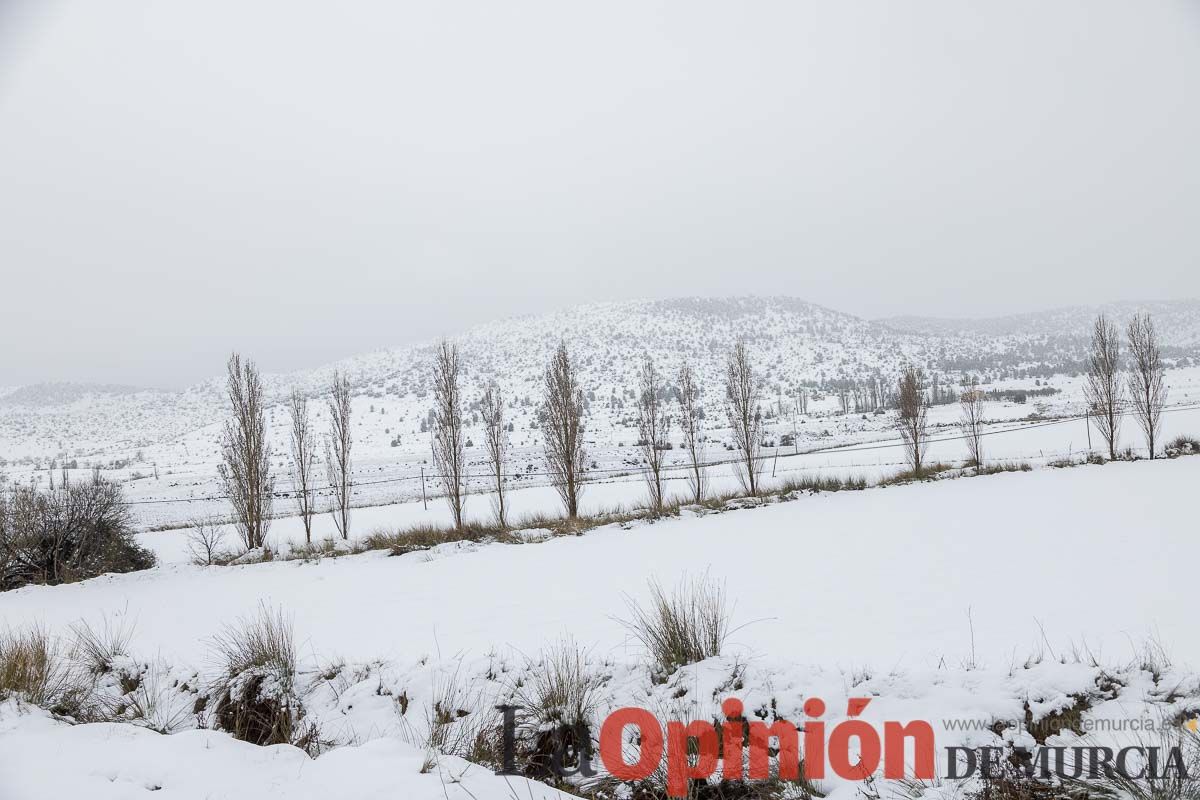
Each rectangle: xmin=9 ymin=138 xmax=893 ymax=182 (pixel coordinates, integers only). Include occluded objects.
xmin=0 ymin=476 xmax=154 ymax=591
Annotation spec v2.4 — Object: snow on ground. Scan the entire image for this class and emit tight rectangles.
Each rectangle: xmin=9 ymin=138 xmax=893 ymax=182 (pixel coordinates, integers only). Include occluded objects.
xmin=9 ymin=456 xmax=1198 ymax=671
xmin=2 ymin=447 xmax=1199 ymax=798
xmin=0 ymin=701 xmax=570 ymax=800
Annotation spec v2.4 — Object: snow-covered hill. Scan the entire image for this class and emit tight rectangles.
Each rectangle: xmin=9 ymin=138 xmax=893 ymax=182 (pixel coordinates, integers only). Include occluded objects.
xmin=880 ymin=298 xmax=1200 ymax=347
xmin=2 ymin=296 xmax=1198 ymax=465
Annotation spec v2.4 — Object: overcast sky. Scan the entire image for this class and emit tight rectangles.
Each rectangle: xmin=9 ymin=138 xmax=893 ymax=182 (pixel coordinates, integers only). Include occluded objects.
xmin=1 ymin=1 xmax=1198 ymax=388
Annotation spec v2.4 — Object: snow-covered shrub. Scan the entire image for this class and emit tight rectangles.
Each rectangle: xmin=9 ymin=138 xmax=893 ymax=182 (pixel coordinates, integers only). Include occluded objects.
xmin=1166 ymin=435 xmax=1200 ymax=458
xmin=210 ymin=605 xmax=318 ymax=752
xmin=511 ymin=639 xmax=603 ymax=780
xmin=621 ymin=575 xmax=731 ymax=676
xmin=0 ymin=477 xmax=154 ymax=591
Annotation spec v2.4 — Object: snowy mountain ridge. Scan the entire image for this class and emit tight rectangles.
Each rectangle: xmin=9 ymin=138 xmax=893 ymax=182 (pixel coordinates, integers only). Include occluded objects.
xmin=2 ymin=296 xmax=1198 ymax=462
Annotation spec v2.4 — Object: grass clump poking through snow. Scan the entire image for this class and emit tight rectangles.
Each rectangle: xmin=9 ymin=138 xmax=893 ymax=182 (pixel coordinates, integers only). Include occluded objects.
xmin=515 ymin=639 xmax=601 ymax=730
xmin=1086 ymin=726 xmax=1200 ymax=800
xmin=211 ymin=605 xmax=320 ymax=753
xmin=879 ymin=461 xmax=956 ymax=485
xmin=971 ymin=461 xmax=1033 ymax=476
xmin=363 ymin=521 xmax=519 ymax=556
xmin=70 ymin=618 xmax=134 ymax=677
xmin=511 ymin=639 xmax=603 ymax=781
xmin=0 ymin=626 xmax=82 ymax=713
xmin=212 ymin=604 xmax=295 ymax=678
xmin=776 ymin=473 xmax=869 ymax=494
xmin=622 ymin=575 xmax=732 ymax=676
xmin=411 ymin=668 xmax=499 ymax=772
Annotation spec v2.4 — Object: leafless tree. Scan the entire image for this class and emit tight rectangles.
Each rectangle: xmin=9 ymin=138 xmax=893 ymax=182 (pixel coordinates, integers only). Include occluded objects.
xmin=677 ymin=361 xmax=707 ymax=504
xmin=636 ymin=355 xmax=672 ymax=514
xmin=287 ymin=390 xmax=316 ymax=543
xmin=1127 ymin=312 xmax=1167 ymax=459
xmin=324 ymin=371 xmax=353 ymax=539
xmin=432 ymin=340 xmax=467 ymax=530
xmin=724 ymin=339 xmax=763 ymax=496
xmin=959 ymin=388 xmax=986 ymax=467
xmin=542 ymin=341 xmax=587 ymax=518
xmin=0 ymin=474 xmax=153 ymax=590
xmin=480 ymin=381 xmax=508 ymax=528
xmin=895 ymin=366 xmax=929 ymax=474
xmin=1084 ymin=314 xmax=1124 ymax=460
xmin=219 ymin=353 xmax=273 ymax=551
xmin=186 ymin=516 xmax=229 ymax=566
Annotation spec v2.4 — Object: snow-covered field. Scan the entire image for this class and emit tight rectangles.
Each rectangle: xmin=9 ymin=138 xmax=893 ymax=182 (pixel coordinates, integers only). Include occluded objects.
xmin=3 ymin=301 xmax=1200 ymax=799
xmin=2 ymin=453 xmax=1199 ymax=798
xmin=124 ymin=397 xmax=1200 ymax=564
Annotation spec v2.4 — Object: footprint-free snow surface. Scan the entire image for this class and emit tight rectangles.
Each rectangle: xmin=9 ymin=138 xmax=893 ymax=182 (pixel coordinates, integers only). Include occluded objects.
xmin=0 ymin=456 xmax=1196 ymax=798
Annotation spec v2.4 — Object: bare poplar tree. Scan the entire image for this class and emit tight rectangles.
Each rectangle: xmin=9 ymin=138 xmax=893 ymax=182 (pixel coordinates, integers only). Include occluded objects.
xmin=958 ymin=388 xmax=986 ymax=467
xmin=218 ymin=353 xmax=273 ymax=551
xmin=542 ymin=341 xmax=587 ymax=518
xmin=287 ymin=389 xmax=316 ymax=543
xmin=636 ymin=355 xmax=672 ymax=514
xmin=1083 ymin=314 xmax=1124 ymax=460
xmin=432 ymin=340 xmax=467 ymax=530
xmin=1126 ymin=312 xmax=1167 ymax=459
xmin=895 ymin=366 xmax=929 ymax=474
xmin=677 ymin=361 xmax=707 ymax=504
xmin=724 ymin=338 xmax=763 ymax=496
xmin=480 ymin=381 xmax=508 ymax=527
xmin=324 ymin=371 xmax=353 ymax=539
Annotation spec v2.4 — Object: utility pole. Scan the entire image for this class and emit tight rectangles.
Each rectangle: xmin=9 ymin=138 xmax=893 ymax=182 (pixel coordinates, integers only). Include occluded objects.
xmin=421 ymin=467 xmax=427 ymax=510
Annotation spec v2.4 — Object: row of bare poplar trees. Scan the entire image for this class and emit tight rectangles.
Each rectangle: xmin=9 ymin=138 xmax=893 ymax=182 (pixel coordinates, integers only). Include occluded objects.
xmin=218 ymin=354 xmax=354 ymax=550
xmin=891 ymin=310 xmax=1169 ymax=478
xmin=221 ymin=311 xmax=1168 ymax=543
xmin=1084 ymin=312 xmax=1168 ymax=460
xmin=429 ymin=338 xmax=771 ymax=529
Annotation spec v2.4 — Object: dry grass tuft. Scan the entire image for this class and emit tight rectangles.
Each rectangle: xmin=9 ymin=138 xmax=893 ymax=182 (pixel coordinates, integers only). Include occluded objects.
xmin=71 ymin=618 xmax=134 ymax=677
xmin=514 ymin=638 xmax=602 ymax=731
xmin=0 ymin=626 xmax=83 ymax=713
xmin=209 ymin=604 xmax=317 ymax=752
xmin=622 ymin=574 xmax=732 ymax=676
xmin=879 ymin=462 xmax=956 ymax=485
